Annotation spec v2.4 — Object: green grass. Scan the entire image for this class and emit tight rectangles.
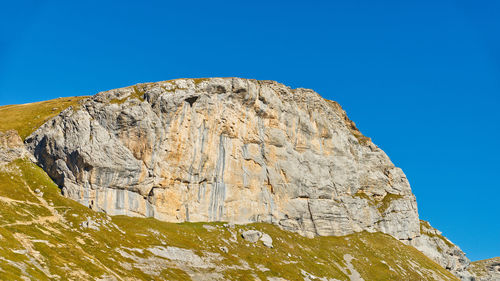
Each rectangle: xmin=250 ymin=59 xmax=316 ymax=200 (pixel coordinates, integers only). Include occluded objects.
xmin=351 ymin=130 xmax=371 ymax=145
xmin=110 ymin=85 xmax=146 ymax=104
xmin=354 ymin=191 xmax=404 ymax=214
xmin=378 ymin=193 xmax=404 ymax=213
xmin=108 ymin=78 xmax=211 ymax=105
xmin=469 ymin=257 xmax=500 ymax=279
xmin=0 ymin=93 xmax=459 ymax=280
xmin=354 ymin=190 xmax=373 ymax=201
xmin=192 ymin=78 xmax=209 ymax=85
xmin=0 ymin=96 xmax=88 ymax=140
xmin=420 ymin=220 xmax=456 ymax=249
xmin=0 ymin=158 xmax=459 ymax=280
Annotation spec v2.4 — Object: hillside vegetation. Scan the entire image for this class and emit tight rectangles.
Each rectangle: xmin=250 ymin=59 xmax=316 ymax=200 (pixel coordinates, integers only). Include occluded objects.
xmin=0 ymin=96 xmax=460 ymax=280
xmin=0 ymin=97 xmax=87 ymax=140
xmin=0 ymin=159 xmax=459 ymax=280
xmin=469 ymin=257 xmax=500 ymax=281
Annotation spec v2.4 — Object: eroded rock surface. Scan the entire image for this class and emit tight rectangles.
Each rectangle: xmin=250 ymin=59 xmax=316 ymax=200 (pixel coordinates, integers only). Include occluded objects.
xmin=261 ymin=233 xmax=273 ymax=248
xmin=469 ymin=257 xmax=500 ymax=281
xmin=241 ymin=230 xmax=262 ymax=243
xmin=0 ymin=130 xmax=33 ymax=163
xmin=406 ymin=221 xmax=473 ymax=280
xmin=241 ymin=230 xmax=273 ymax=248
xmin=26 ymin=78 xmax=420 ymax=241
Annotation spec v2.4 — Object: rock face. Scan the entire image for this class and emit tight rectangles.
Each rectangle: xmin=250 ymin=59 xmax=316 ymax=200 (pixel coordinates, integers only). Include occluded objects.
xmin=407 ymin=221 xmax=473 ymax=280
xmin=26 ymin=78 xmax=419 ymax=240
xmin=469 ymin=257 xmax=500 ymax=281
xmin=0 ymin=130 xmax=33 ymax=163
xmin=24 ymin=77 xmax=472 ymax=278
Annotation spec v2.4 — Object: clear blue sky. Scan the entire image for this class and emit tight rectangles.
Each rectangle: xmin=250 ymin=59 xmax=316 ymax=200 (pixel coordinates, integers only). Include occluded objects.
xmin=1 ymin=0 xmax=498 ymax=261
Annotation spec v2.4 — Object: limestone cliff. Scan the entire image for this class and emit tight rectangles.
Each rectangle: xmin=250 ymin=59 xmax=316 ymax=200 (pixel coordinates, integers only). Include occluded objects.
xmin=409 ymin=221 xmax=473 ymax=280
xmin=0 ymin=129 xmax=461 ymax=280
xmin=24 ymin=78 xmax=471 ymax=279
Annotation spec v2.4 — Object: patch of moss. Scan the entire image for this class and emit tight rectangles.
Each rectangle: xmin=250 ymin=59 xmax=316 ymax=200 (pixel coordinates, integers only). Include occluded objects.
xmin=377 ymin=193 xmax=404 ymax=214
xmin=132 ymin=85 xmax=146 ymax=101
xmin=419 ymin=220 xmax=456 ymax=249
xmin=109 ymin=98 xmax=126 ymax=104
xmin=354 ymin=191 xmax=404 ymax=214
xmin=351 ymin=130 xmax=371 ymax=146
xmin=110 ymin=85 xmax=146 ymax=105
xmin=354 ymin=190 xmax=372 ymax=201
xmin=192 ymin=78 xmax=209 ymax=85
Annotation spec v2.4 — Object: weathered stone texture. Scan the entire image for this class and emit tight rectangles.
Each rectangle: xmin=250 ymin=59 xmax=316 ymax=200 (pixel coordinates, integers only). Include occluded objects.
xmin=469 ymin=257 xmax=500 ymax=281
xmin=26 ymin=78 xmax=420 ymax=241
xmin=406 ymin=221 xmax=474 ymax=280
xmin=0 ymin=130 xmax=33 ymax=163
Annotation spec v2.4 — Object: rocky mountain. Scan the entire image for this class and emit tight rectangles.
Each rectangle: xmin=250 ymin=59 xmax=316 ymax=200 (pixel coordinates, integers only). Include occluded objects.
xmin=0 ymin=77 xmax=490 ymax=280
xmin=0 ymin=129 xmax=460 ymax=280
xmin=469 ymin=257 xmax=500 ymax=281
xmin=26 ymin=78 xmax=420 ymax=240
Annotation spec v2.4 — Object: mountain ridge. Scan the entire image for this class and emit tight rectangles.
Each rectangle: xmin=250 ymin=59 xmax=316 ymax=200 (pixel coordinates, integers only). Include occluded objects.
xmin=0 ymin=77 xmax=492 ymax=280
xmin=26 ymin=78 xmax=420 ymax=239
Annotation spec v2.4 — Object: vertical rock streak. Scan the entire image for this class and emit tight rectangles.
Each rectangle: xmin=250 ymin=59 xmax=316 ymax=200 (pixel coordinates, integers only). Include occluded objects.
xmin=209 ymin=134 xmax=226 ymax=221
xmin=26 ymin=78 xmax=421 ymax=241
xmin=10 ymin=78 xmax=473 ymax=279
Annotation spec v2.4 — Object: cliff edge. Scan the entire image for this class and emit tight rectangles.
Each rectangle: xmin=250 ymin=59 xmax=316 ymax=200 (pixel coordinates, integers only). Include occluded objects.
xmin=24 ymin=77 xmax=472 ymax=279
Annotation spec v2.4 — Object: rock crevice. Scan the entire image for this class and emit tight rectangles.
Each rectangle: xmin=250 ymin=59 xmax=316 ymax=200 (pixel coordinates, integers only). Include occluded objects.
xmin=25 ymin=78 xmax=420 ymax=239
xmin=24 ymin=78 xmax=473 ymax=279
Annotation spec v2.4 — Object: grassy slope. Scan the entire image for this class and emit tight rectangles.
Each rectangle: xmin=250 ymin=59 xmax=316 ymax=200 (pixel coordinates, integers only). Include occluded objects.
xmin=0 ymin=96 xmax=459 ymax=280
xmin=469 ymin=257 xmax=500 ymax=280
xmin=0 ymin=96 xmax=87 ymax=140
xmin=0 ymin=159 xmax=459 ymax=281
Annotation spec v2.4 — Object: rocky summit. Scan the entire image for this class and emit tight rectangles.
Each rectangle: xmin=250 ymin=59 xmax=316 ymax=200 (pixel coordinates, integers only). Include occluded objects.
xmin=0 ymin=77 xmax=491 ymax=280
xmin=26 ymin=78 xmax=419 ymax=239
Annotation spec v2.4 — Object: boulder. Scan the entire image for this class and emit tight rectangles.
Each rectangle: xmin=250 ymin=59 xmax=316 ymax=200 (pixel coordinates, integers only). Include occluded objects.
xmin=242 ymin=230 xmax=262 ymax=243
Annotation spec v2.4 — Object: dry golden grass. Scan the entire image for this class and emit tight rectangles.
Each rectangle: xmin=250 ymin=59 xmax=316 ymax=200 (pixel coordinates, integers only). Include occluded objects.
xmin=0 ymin=94 xmax=460 ymax=280
xmin=469 ymin=257 xmax=500 ymax=279
xmin=0 ymin=96 xmax=88 ymax=140
xmin=0 ymin=159 xmax=459 ymax=281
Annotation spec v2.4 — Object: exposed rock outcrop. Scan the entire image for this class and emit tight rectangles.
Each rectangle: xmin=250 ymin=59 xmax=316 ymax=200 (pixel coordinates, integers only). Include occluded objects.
xmin=25 ymin=78 xmax=419 ymax=240
xmin=469 ymin=257 xmax=500 ymax=281
xmin=0 ymin=130 xmax=33 ymax=163
xmin=406 ymin=221 xmax=473 ymax=280
xmin=0 ymin=151 xmax=462 ymax=280
xmin=241 ymin=230 xmax=273 ymax=248
xmin=260 ymin=233 xmax=273 ymax=248
xmin=23 ymin=77 xmax=472 ymax=279
xmin=241 ymin=230 xmax=262 ymax=243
